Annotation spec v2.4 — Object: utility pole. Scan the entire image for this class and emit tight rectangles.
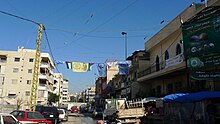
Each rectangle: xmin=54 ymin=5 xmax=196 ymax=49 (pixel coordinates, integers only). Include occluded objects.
xmin=30 ymin=24 xmax=43 ymax=111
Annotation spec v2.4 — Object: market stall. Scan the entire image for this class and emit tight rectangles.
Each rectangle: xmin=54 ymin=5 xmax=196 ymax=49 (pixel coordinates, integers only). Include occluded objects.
xmin=163 ymin=91 xmax=220 ymax=124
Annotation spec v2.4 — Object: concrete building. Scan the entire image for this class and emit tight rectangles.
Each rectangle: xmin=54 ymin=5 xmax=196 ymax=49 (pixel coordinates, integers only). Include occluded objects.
xmin=137 ymin=0 xmax=220 ymax=97
xmin=53 ymin=73 xmax=63 ymax=105
xmin=85 ymin=86 xmax=95 ymax=102
xmin=0 ymin=48 xmax=55 ymax=109
xmin=62 ymin=79 xmax=69 ymax=102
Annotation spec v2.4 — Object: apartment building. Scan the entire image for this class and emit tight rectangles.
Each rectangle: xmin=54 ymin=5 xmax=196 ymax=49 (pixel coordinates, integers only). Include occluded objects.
xmin=62 ymin=79 xmax=69 ymax=102
xmin=53 ymin=73 xmax=64 ymax=105
xmin=85 ymin=86 xmax=95 ymax=102
xmin=0 ymin=47 xmax=55 ymax=109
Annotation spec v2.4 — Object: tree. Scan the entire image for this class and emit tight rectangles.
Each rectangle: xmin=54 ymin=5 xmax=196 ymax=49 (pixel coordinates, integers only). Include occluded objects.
xmin=70 ymin=96 xmax=76 ymax=102
xmin=16 ymin=97 xmax=25 ymax=110
xmin=48 ymin=92 xmax=59 ymax=105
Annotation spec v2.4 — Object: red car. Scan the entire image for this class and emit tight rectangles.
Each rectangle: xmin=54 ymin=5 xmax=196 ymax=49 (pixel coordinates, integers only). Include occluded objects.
xmin=11 ymin=110 xmax=52 ymax=124
xmin=71 ymin=106 xmax=79 ymax=113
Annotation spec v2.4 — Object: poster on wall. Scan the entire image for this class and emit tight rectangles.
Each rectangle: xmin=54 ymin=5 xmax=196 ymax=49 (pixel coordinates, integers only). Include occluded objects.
xmin=182 ymin=6 xmax=220 ymax=58
xmin=189 ymin=53 xmax=220 ymax=69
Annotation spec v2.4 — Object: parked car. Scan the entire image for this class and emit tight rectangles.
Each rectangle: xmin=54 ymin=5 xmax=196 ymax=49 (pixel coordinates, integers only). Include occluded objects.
xmin=92 ymin=108 xmax=103 ymax=119
xmin=79 ymin=104 xmax=87 ymax=113
xmin=35 ymin=106 xmax=59 ymax=124
xmin=0 ymin=113 xmax=20 ymax=124
xmin=10 ymin=110 xmax=52 ymax=124
xmin=71 ymin=106 xmax=79 ymax=113
xmin=58 ymin=108 xmax=68 ymax=122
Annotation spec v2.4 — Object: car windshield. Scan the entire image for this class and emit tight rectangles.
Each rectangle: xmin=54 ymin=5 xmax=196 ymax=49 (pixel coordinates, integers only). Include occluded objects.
xmin=27 ymin=112 xmax=45 ymax=120
xmin=44 ymin=107 xmax=57 ymax=112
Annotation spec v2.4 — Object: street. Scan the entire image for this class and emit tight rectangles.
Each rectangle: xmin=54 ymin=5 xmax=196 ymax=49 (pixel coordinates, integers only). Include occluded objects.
xmin=62 ymin=113 xmax=98 ymax=124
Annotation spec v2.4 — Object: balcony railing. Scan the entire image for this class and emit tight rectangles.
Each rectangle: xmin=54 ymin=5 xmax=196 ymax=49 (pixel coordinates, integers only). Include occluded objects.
xmin=138 ymin=54 xmax=184 ymax=78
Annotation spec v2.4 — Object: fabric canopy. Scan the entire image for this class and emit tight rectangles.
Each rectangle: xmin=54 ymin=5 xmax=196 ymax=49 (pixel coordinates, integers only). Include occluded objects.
xmin=163 ymin=91 xmax=220 ymax=103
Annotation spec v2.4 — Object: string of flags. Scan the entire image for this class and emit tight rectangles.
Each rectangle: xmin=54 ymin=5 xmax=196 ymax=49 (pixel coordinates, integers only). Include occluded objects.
xmin=55 ymin=60 xmax=130 ymax=77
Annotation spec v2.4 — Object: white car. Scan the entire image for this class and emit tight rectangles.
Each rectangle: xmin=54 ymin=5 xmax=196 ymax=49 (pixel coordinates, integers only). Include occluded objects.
xmin=0 ymin=113 xmax=19 ymax=124
xmin=58 ymin=109 xmax=68 ymax=122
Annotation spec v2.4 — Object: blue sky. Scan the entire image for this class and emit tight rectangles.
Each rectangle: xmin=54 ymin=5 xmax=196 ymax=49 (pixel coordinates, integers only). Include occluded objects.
xmin=0 ymin=0 xmax=203 ymax=93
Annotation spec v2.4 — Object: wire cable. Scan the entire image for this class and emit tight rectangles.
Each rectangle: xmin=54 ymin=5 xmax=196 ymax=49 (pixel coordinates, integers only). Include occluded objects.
xmin=0 ymin=10 xmax=39 ymax=25
xmin=43 ymin=27 xmax=60 ymax=73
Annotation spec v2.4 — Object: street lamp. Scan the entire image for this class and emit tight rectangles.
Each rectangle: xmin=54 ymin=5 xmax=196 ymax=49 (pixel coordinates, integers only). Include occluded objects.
xmin=121 ymin=32 xmax=127 ymax=60
xmin=121 ymin=32 xmax=129 ymax=99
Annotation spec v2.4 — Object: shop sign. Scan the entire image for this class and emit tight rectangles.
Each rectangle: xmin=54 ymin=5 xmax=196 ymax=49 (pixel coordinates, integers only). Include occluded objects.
xmin=190 ymin=71 xmax=220 ymax=80
xmin=189 ymin=53 xmax=220 ymax=69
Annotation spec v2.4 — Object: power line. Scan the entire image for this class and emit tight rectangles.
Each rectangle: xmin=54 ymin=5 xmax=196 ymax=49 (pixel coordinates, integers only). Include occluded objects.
xmin=47 ymin=28 xmax=147 ymax=39
xmin=43 ymin=28 xmax=61 ymax=73
xmin=0 ymin=10 xmax=39 ymax=25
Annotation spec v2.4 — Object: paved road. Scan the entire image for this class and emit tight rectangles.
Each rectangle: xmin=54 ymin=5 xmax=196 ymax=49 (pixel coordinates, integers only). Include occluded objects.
xmin=62 ymin=113 xmax=98 ymax=124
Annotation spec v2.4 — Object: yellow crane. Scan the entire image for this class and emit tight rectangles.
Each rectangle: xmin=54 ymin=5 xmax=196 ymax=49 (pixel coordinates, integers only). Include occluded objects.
xmin=30 ymin=24 xmax=44 ymax=111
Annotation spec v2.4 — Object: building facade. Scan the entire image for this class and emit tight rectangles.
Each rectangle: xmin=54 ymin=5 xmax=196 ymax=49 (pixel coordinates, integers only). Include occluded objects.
xmin=0 ymin=48 xmax=55 ymax=109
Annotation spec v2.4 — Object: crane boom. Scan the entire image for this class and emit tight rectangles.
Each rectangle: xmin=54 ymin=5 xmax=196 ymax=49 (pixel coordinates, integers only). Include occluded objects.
xmin=30 ymin=24 xmax=43 ymax=111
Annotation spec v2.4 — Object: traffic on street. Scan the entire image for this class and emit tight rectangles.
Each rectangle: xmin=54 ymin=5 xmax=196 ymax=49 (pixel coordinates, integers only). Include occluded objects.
xmin=0 ymin=0 xmax=220 ymax=124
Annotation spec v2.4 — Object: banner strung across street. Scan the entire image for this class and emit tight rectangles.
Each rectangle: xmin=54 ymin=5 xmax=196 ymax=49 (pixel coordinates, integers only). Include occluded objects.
xmin=65 ymin=61 xmax=93 ymax=72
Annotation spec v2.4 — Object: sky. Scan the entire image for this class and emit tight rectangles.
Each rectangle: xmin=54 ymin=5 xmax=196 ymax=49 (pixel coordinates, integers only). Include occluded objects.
xmin=0 ymin=0 xmax=204 ymax=93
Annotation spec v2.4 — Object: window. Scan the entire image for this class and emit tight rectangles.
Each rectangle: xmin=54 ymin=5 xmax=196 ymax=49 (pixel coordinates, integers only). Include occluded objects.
xmin=14 ymin=57 xmax=20 ymax=62
xmin=27 ymin=80 xmax=31 ymax=84
xmin=165 ymin=50 xmax=169 ymax=60
xmin=28 ymin=69 xmax=32 ymax=73
xmin=29 ymin=58 xmax=34 ymax=62
xmin=0 ymin=57 xmax=7 ymax=62
xmin=8 ymin=93 xmax=16 ymax=98
xmin=12 ymin=79 xmax=18 ymax=84
xmin=13 ymin=68 xmax=19 ymax=73
xmin=38 ymin=90 xmax=45 ymax=98
xmin=17 ymin=112 xmax=25 ymax=118
xmin=176 ymin=44 xmax=182 ymax=55
xmin=156 ymin=56 xmax=160 ymax=71
xmin=3 ymin=115 xmax=17 ymax=124
xmin=25 ymin=91 xmax=30 ymax=96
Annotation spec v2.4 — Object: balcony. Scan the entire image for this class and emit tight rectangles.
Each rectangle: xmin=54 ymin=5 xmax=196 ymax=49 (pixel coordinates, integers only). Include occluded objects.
xmin=39 ymin=73 xmax=49 ymax=79
xmin=138 ymin=54 xmax=185 ymax=81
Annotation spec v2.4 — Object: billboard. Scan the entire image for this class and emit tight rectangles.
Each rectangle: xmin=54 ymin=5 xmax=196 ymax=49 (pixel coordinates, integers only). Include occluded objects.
xmin=182 ymin=6 xmax=220 ymax=58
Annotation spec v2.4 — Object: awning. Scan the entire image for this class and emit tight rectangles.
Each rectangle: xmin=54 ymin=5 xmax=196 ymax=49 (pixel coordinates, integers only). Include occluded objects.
xmin=163 ymin=91 xmax=220 ymax=103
